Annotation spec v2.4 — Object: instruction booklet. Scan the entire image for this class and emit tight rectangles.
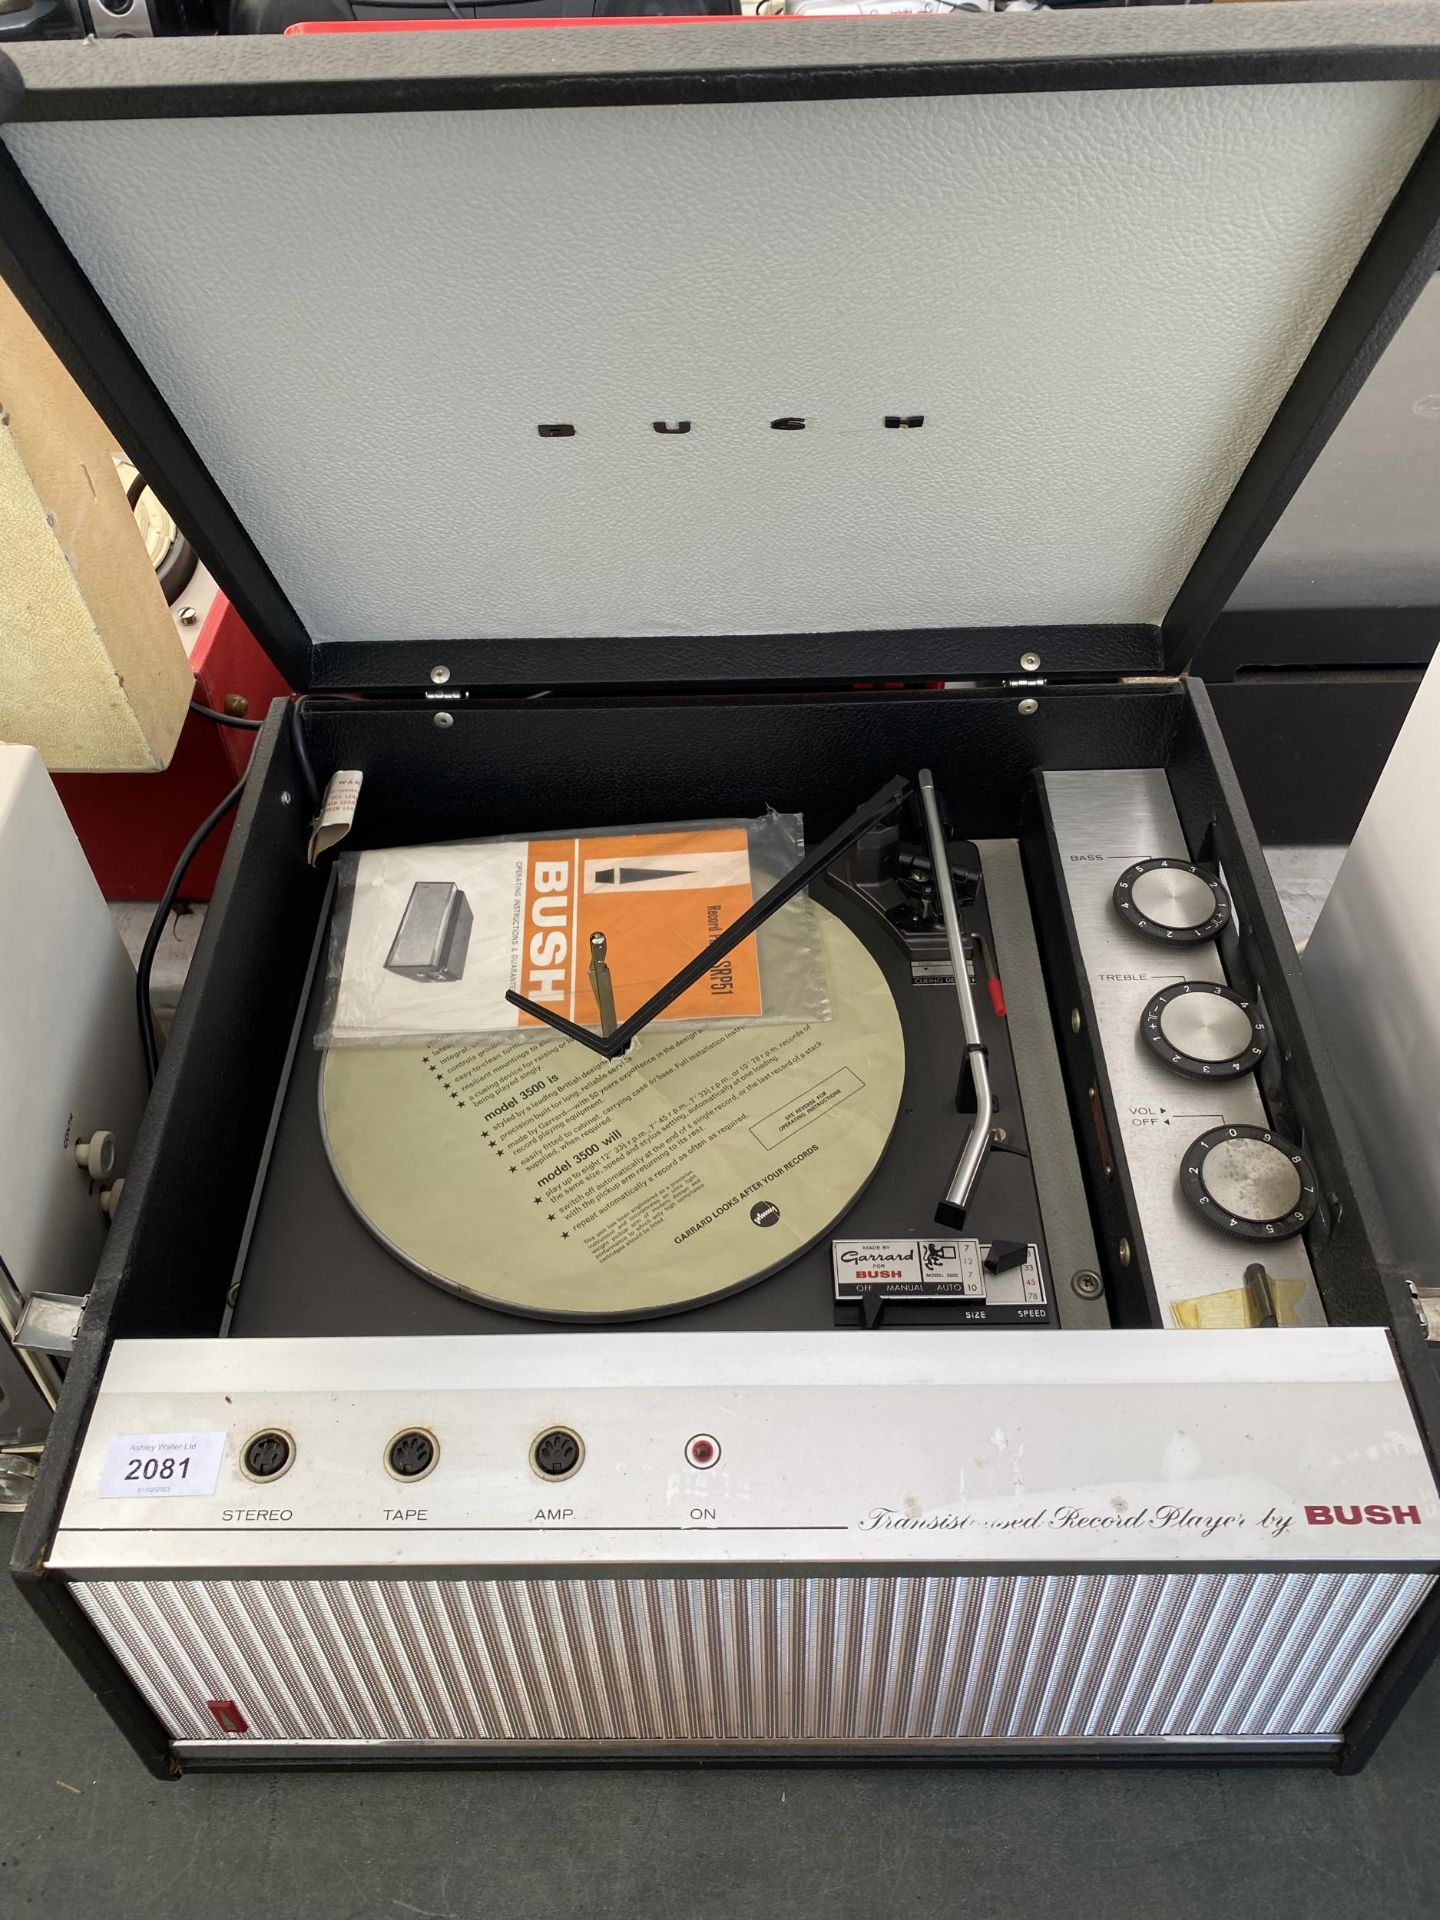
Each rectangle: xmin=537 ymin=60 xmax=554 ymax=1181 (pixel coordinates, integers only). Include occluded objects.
xmin=318 ymin=812 xmax=829 ymax=1048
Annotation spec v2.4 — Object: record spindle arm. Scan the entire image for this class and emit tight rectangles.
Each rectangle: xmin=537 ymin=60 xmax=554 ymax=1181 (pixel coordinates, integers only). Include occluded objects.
xmin=588 ymin=931 xmax=618 ymax=1042
xmin=506 ymin=775 xmax=912 ymax=1058
xmin=917 ymin=768 xmax=994 ymax=1230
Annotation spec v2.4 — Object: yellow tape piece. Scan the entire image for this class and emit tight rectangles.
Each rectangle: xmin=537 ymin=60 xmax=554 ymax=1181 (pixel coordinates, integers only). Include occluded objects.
xmin=1173 ymin=1278 xmax=1308 ymax=1329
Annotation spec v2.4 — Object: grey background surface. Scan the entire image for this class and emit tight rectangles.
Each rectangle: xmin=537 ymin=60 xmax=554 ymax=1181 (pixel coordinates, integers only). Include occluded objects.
xmin=3 ymin=1510 xmax=1437 ymax=1920
xmin=1231 ymin=276 xmax=1440 ymax=612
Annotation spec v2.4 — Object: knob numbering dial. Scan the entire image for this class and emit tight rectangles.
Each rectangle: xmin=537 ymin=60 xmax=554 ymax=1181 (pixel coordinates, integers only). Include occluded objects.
xmin=1179 ymin=1124 xmax=1318 ymax=1242
xmin=1141 ymin=982 xmax=1268 ymax=1080
xmin=1113 ymin=858 xmax=1230 ymax=945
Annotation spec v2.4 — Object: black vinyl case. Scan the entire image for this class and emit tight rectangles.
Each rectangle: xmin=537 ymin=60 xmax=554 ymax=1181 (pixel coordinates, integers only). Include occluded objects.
xmin=4 ymin=6 xmax=1440 ymax=1774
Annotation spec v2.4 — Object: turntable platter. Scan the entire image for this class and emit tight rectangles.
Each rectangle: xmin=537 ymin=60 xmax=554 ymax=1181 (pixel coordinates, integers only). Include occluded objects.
xmin=320 ymin=904 xmax=904 ymax=1320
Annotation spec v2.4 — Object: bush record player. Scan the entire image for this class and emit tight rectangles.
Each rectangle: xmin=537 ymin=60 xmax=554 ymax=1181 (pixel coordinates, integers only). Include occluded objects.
xmin=5 ymin=8 xmax=1440 ymax=1774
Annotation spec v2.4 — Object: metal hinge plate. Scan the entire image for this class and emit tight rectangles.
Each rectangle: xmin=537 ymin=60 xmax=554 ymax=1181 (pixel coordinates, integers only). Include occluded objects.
xmin=14 ymin=1291 xmax=87 ymax=1357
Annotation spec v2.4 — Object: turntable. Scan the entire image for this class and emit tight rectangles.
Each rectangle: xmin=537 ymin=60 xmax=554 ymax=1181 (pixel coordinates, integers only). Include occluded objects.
xmin=5 ymin=10 xmax=1440 ymax=1775
xmin=236 ymin=777 xmax=1064 ymax=1336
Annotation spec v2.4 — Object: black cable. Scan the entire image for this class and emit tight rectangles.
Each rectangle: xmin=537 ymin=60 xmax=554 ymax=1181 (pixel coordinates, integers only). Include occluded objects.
xmin=189 ymin=699 xmax=262 ymax=732
xmin=136 ymin=774 xmax=248 ymax=1087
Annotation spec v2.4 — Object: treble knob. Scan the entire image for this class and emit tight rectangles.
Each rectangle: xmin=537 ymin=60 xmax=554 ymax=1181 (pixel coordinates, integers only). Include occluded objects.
xmin=1140 ymin=982 xmax=1268 ymax=1081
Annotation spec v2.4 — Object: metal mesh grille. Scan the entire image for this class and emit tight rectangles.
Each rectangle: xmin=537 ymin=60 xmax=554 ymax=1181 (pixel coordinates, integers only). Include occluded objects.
xmin=74 ymin=1570 xmax=1430 ymax=1748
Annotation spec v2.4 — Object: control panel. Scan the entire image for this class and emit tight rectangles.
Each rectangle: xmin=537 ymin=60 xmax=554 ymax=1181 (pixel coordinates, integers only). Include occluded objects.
xmin=52 ymin=1331 xmax=1437 ymax=1576
xmin=1045 ymin=771 xmax=1325 ymax=1329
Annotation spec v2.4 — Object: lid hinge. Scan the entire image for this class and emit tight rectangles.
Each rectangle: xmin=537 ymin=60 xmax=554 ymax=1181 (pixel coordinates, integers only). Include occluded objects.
xmin=957 ymin=671 xmax=1183 ymax=694
xmin=377 ymin=672 xmax=1186 ymax=701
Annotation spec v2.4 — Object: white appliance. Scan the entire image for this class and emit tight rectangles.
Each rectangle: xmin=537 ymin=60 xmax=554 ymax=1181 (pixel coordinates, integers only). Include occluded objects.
xmin=0 ymin=744 xmax=146 ymax=1435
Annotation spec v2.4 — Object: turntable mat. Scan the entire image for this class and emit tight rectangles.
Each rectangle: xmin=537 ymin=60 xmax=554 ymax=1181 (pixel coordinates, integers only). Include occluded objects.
xmin=320 ymin=905 xmax=904 ymax=1319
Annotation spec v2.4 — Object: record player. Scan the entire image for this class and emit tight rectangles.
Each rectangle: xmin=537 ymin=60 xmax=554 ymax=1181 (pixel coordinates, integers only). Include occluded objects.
xmin=5 ymin=8 xmax=1440 ymax=1776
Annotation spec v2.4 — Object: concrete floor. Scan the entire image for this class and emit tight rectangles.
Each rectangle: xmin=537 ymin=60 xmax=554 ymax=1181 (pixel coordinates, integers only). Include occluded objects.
xmin=2 ymin=1511 xmax=1437 ymax=1920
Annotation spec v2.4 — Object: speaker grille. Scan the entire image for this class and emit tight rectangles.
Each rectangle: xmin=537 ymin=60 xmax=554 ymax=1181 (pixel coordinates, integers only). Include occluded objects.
xmin=74 ymin=1569 xmax=1430 ymax=1749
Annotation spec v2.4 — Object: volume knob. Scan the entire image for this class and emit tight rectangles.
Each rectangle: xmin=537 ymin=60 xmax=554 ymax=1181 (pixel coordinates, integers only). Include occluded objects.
xmin=1179 ymin=1124 xmax=1318 ymax=1242
xmin=1113 ymin=859 xmax=1230 ymax=945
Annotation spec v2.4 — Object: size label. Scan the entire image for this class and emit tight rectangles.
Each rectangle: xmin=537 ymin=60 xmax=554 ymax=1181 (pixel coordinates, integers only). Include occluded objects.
xmin=98 ymin=1432 xmax=225 ymax=1499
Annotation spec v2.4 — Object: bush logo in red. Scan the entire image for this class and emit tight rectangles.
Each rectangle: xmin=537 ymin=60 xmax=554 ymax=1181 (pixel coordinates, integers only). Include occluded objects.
xmin=1304 ymin=1504 xmax=1422 ymax=1526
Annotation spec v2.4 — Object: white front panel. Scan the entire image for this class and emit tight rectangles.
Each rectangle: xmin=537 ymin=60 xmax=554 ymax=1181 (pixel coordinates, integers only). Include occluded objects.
xmin=73 ymin=1568 xmax=1433 ymax=1750
xmin=8 ymin=77 xmax=1438 ymax=648
xmin=54 ymin=1331 xmax=1439 ymax=1574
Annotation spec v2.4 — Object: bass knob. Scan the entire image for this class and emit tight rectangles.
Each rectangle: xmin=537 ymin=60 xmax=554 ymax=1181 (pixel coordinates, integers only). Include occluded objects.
xmin=1113 ymin=858 xmax=1230 ymax=945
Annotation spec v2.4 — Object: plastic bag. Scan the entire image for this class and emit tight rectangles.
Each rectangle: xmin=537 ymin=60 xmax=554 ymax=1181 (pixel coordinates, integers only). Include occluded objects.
xmin=315 ymin=811 xmax=829 ymax=1049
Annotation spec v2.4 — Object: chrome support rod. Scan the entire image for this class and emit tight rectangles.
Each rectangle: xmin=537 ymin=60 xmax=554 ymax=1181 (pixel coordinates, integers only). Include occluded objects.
xmin=918 ymin=768 xmax=994 ymax=1229
xmin=588 ymin=931 xmax=619 ymax=1042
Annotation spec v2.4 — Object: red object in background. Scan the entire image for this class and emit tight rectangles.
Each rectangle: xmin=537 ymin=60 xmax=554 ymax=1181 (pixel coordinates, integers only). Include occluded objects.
xmin=54 ymin=594 xmax=292 ymax=902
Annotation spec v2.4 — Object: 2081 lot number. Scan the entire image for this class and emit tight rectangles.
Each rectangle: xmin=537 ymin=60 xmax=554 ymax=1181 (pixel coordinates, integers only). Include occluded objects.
xmin=124 ymin=1455 xmax=191 ymax=1482
xmin=98 ymin=1430 xmax=226 ymax=1499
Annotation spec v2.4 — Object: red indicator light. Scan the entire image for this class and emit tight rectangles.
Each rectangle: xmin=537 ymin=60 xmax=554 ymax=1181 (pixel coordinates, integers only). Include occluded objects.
xmin=685 ymin=1434 xmax=720 ymax=1470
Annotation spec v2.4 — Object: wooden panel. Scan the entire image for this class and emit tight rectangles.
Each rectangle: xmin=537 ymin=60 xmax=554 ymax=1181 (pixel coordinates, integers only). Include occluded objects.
xmin=0 ymin=281 xmax=189 ymax=771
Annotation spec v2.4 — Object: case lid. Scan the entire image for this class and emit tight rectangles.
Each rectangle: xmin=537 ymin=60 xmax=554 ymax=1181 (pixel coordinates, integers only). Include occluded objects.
xmin=2 ymin=11 xmax=1439 ymax=694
